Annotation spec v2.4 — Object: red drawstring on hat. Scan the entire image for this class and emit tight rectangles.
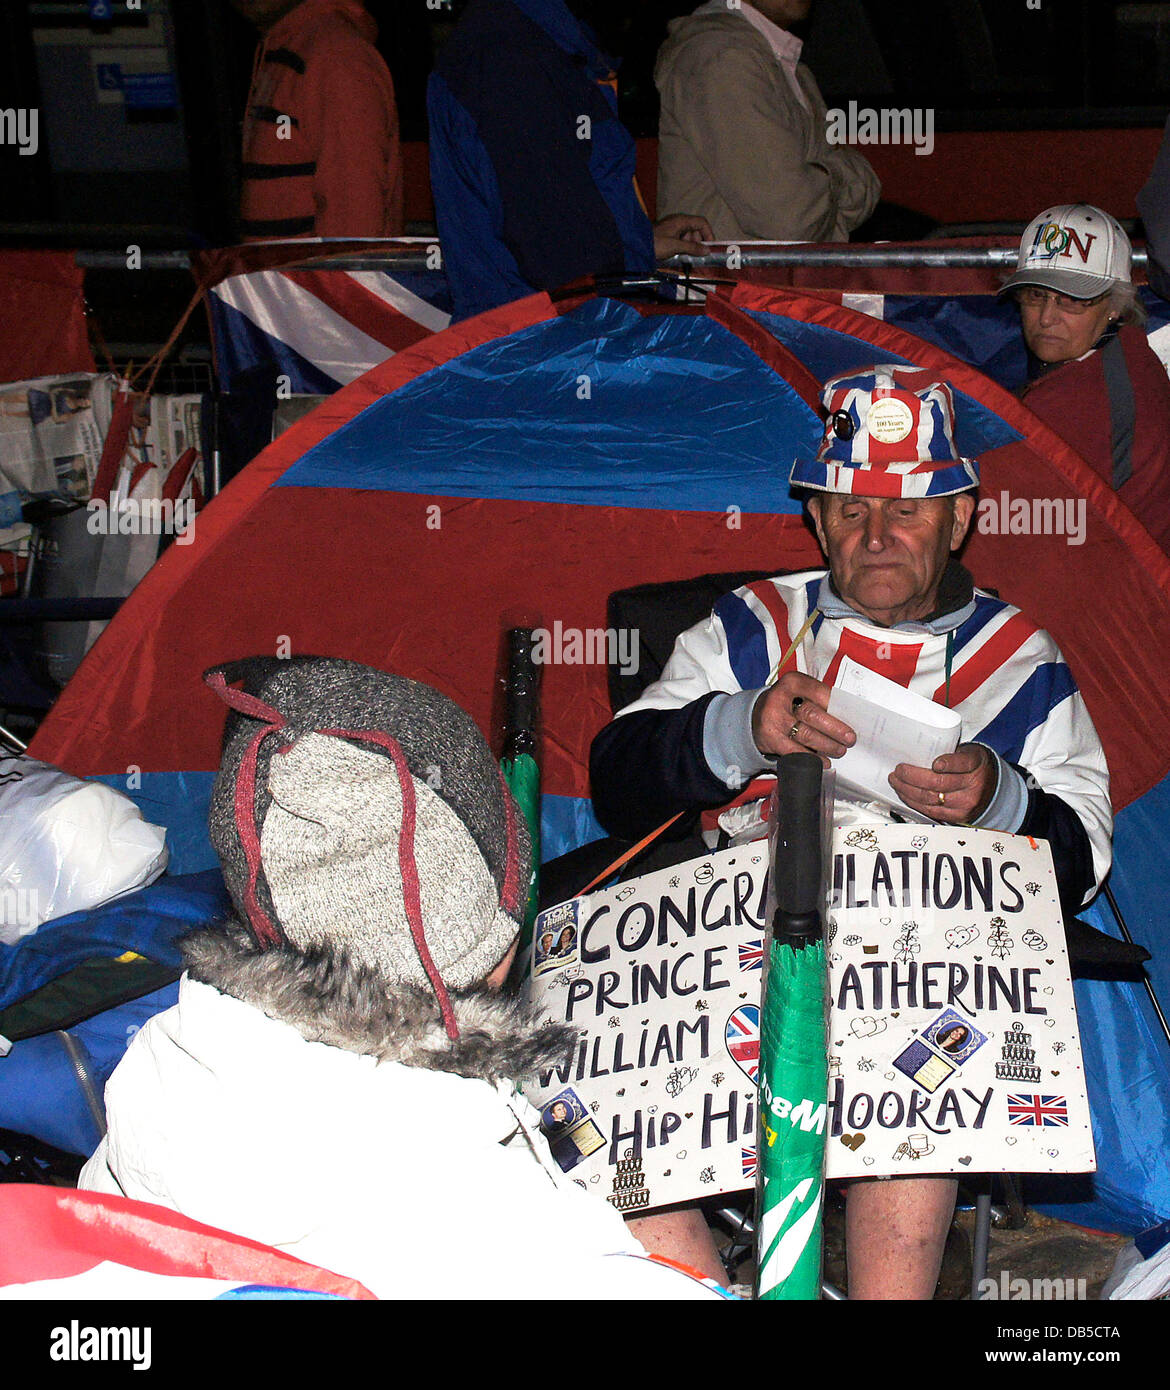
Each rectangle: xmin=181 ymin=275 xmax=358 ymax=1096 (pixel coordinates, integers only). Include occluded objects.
xmin=204 ymin=671 xmax=289 ymax=949
xmin=496 ymin=766 xmax=524 ymax=920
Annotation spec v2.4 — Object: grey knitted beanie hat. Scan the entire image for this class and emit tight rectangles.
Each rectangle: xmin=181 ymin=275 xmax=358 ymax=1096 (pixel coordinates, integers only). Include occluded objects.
xmin=204 ymin=657 xmax=530 ymax=1031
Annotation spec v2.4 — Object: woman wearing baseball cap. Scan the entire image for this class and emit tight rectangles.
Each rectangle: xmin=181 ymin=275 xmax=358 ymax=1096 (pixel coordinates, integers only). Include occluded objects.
xmin=1001 ymin=203 xmax=1170 ymax=551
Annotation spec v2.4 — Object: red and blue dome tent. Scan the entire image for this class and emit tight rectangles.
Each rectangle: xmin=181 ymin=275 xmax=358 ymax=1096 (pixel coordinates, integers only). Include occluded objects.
xmin=23 ymin=279 xmax=1170 ymax=1234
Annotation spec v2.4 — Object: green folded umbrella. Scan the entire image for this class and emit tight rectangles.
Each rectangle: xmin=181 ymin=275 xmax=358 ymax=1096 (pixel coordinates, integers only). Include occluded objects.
xmin=756 ymin=752 xmax=829 ymax=1301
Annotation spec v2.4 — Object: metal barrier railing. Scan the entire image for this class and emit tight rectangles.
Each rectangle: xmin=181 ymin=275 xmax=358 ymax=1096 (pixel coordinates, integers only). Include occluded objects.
xmin=70 ymin=245 xmax=1150 ymax=273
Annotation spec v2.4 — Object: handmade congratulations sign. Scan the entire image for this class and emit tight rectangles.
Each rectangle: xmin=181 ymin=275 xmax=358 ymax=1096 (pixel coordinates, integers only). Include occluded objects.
xmin=824 ymin=822 xmax=1091 ymax=1179
xmin=523 ymin=825 xmax=1092 ymax=1213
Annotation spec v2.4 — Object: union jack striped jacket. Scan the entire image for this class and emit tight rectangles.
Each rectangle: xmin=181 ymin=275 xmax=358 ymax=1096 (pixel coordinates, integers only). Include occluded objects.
xmin=590 ymin=568 xmax=1112 ymax=911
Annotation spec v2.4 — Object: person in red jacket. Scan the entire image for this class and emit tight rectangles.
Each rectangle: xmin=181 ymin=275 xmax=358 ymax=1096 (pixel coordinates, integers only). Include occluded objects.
xmin=1001 ymin=203 xmax=1170 ymax=552
xmin=233 ymin=0 xmax=404 ymax=239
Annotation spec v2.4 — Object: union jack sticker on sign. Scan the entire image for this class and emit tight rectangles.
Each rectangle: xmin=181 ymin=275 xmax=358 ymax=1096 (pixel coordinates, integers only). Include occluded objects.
xmin=726 ymin=1005 xmax=760 ymax=1084
xmin=738 ymin=939 xmax=764 ymax=972
xmin=1007 ymin=1094 xmax=1069 ymax=1126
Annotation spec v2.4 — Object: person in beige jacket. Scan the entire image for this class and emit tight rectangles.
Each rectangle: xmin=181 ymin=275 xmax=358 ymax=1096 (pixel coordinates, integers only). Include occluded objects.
xmin=655 ymin=0 xmax=879 ymax=242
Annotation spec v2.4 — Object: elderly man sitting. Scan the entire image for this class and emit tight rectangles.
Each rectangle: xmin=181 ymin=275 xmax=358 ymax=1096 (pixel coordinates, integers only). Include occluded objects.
xmin=1002 ymin=203 xmax=1170 ymax=552
xmin=590 ymin=364 xmax=1113 ymax=1298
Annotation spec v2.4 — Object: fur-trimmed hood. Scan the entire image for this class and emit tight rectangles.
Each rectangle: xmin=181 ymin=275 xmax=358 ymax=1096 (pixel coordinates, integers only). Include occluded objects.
xmin=181 ymin=923 xmax=577 ymax=1084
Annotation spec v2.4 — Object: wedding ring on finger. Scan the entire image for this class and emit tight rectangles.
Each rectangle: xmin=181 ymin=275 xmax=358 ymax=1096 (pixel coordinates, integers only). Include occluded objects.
xmin=938 ymin=791 xmax=946 ymax=806
xmin=788 ymin=721 xmax=802 ymax=742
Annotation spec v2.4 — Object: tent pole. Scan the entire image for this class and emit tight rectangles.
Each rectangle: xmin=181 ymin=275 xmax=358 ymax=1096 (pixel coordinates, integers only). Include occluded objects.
xmin=1102 ymin=883 xmax=1170 ymax=1050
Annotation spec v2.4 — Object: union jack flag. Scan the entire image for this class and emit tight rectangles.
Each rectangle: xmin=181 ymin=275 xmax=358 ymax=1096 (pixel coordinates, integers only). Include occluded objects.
xmin=738 ymin=939 xmax=764 ymax=972
xmin=726 ymin=1005 xmax=760 ymax=1083
xmin=1007 ymin=1094 xmax=1068 ymax=1126
xmin=741 ymin=1146 xmax=758 ymax=1180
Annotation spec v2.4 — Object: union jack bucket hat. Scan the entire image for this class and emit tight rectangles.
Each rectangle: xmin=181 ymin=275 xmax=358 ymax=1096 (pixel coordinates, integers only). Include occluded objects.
xmin=790 ymin=364 xmax=980 ymax=498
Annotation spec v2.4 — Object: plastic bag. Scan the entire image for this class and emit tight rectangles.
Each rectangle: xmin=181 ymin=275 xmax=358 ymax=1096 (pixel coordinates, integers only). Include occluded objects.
xmin=0 ymin=756 xmax=168 ymax=943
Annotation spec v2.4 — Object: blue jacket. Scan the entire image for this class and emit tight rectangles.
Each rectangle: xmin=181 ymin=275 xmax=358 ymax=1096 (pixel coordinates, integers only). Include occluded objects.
xmin=427 ymin=0 xmax=656 ymax=321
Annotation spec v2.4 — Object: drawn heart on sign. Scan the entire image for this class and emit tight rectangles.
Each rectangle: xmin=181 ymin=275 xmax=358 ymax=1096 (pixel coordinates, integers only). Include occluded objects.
xmin=840 ymin=1133 xmax=865 ymax=1151
xmin=725 ymin=1004 xmax=760 ymax=1083
xmin=1051 ymin=1071 xmax=1060 ymax=1076
xmin=640 ymin=1079 xmax=649 ymax=1087
xmin=677 ymin=1151 xmax=687 ymax=1159
xmin=663 ymin=1169 xmax=671 ymax=1177
xmin=958 ymin=1156 xmax=972 ymax=1166
xmin=616 ymin=1088 xmax=625 ymax=1097
xmin=974 ymin=956 xmax=983 ymax=962
xmin=739 ymin=992 xmax=747 ymax=1000
xmin=1005 ymin=1136 xmax=1017 ymax=1145
xmin=863 ymin=1157 xmax=874 ymax=1166
xmin=685 ymin=1113 xmax=693 ymax=1119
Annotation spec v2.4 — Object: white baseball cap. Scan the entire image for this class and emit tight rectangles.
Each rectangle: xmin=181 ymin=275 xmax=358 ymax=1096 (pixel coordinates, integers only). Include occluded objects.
xmin=999 ymin=203 xmax=1131 ymax=300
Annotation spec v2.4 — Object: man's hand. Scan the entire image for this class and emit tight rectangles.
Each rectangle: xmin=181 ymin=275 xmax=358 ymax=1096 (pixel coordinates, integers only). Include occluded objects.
xmin=653 ymin=213 xmax=713 ymax=260
xmin=888 ymin=743 xmax=997 ymax=824
xmin=752 ymin=673 xmax=855 ymax=762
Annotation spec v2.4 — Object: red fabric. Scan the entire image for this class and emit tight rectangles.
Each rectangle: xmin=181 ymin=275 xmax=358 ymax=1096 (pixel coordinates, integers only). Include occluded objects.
xmin=160 ymin=447 xmax=200 ymax=504
xmin=240 ymin=0 xmax=402 ymax=238
xmin=0 ymin=1185 xmax=374 ymax=1297
xmin=0 ymin=551 xmax=25 ymax=598
xmin=743 ymin=578 xmax=793 ymax=655
xmin=280 ymin=267 xmax=431 ymax=351
xmin=30 ymin=485 xmax=821 ymax=801
xmin=88 ymin=387 xmax=134 ymax=506
xmin=825 ymin=629 xmax=922 ymax=691
xmin=0 ymin=251 xmax=94 ymax=381
xmin=630 ymin=130 xmax=1162 ymax=226
xmin=1018 ymin=325 xmax=1170 ymax=554
xmin=857 ymin=127 xmax=1164 ymax=226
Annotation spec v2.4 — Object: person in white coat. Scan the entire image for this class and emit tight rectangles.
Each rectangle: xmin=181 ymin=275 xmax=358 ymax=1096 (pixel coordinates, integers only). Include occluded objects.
xmin=81 ymin=657 xmax=728 ymax=1300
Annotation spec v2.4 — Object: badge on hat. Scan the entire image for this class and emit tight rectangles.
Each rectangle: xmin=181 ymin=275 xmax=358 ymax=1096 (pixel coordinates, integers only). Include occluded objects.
xmin=865 ymin=397 xmax=915 ymax=445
